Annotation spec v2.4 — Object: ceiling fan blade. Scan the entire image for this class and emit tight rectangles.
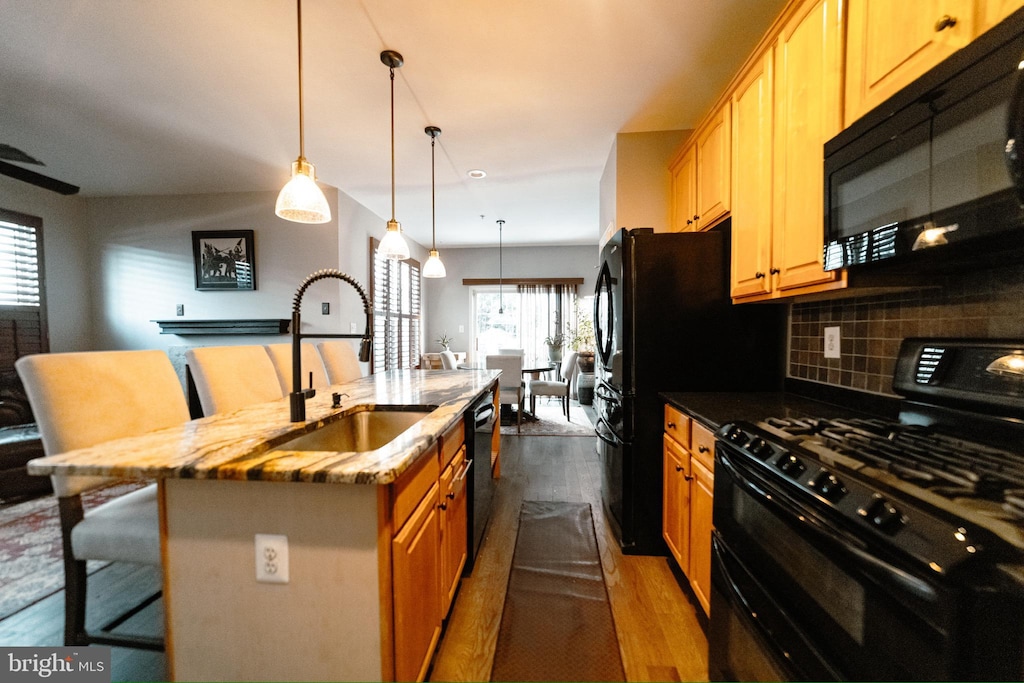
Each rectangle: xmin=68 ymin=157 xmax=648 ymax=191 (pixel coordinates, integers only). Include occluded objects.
xmin=0 ymin=144 xmax=44 ymax=165
xmin=0 ymin=160 xmax=79 ymax=195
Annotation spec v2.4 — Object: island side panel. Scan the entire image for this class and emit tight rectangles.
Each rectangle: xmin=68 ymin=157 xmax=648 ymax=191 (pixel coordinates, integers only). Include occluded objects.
xmin=163 ymin=478 xmax=381 ymax=682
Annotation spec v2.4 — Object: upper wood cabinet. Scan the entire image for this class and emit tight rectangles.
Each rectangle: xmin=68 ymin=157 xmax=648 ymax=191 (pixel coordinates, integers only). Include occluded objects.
xmin=669 ymin=145 xmax=697 ymax=232
xmin=731 ymin=0 xmax=844 ymax=301
xmin=669 ymin=103 xmax=731 ymax=232
xmin=730 ymin=47 xmax=775 ymax=298
xmin=845 ymin=0 xmax=975 ymax=124
xmin=771 ymin=0 xmax=844 ymax=293
xmin=980 ymin=0 xmax=1024 ymax=32
xmin=696 ymin=103 xmax=731 ymax=229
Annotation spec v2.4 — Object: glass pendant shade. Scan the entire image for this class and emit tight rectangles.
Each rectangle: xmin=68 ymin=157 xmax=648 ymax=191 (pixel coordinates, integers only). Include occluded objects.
xmin=276 ymin=158 xmax=331 ymax=224
xmin=378 ymin=219 xmax=410 ymax=260
xmin=423 ymin=249 xmax=446 ymax=278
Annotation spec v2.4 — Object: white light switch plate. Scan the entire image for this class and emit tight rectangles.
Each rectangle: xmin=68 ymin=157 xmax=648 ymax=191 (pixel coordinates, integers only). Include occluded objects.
xmin=824 ymin=326 xmax=841 ymax=359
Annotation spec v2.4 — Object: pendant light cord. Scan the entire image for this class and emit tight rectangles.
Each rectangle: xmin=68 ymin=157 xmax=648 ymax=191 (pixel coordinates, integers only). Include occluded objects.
xmin=497 ymin=219 xmax=505 ymax=313
xmin=390 ymin=65 xmax=396 ymax=222
xmin=296 ymin=0 xmax=305 ymax=160
xmin=431 ymin=135 xmax=437 ymax=249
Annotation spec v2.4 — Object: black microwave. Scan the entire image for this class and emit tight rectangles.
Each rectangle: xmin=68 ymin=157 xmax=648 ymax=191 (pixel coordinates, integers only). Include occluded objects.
xmin=823 ymin=9 xmax=1024 ymax=271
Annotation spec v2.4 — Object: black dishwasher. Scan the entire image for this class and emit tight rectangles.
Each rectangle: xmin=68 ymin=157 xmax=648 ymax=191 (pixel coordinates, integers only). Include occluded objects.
xmin=465 ymin=390 xmax=497 ymax=574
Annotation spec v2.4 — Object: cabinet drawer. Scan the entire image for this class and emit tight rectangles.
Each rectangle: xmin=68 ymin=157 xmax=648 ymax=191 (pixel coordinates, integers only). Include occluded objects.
xmin=440 ymin=419 xmax=465 ymax=469
xmin=392 ymin=447 xmax=441 ymax=533
xmin=664 ymin=405 xmax=691 ymax=445
xmin=692 ymin=422 xmax=715 ymax=472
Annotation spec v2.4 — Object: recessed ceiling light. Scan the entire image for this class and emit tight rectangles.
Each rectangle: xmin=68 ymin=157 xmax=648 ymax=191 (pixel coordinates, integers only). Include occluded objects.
xmin=467 ymin=169 xmax=487 ymax=179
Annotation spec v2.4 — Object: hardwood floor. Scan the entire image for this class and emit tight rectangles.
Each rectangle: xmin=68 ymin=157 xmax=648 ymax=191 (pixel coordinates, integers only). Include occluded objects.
xmin=430 ymin=433 xmax=709 ymax=682
xmin=0 ymin=427 xmax=709 ymax=682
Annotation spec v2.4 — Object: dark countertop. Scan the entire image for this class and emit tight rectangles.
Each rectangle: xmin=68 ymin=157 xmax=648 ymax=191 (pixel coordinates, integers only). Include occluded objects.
xmin=661 ymin=380 xmax=899 ymax=432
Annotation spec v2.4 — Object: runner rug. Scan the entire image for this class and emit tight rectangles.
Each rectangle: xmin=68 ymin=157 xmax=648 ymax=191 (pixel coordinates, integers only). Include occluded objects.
xmin=0 ymin=480 xmax=148 ymax=619
xmin=491 ymin=500 xmax=625 ymax=682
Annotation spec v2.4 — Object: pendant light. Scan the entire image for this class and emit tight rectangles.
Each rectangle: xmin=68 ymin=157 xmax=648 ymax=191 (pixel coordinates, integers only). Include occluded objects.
xmin=497 ymin=219 xmax=505 ymax=314
xmin=377 ymin=50 xmax=411 ymax=261
xmin=422 ymin=126 xmax=446 ymax=278
xmin=275 ymin=0 xmax=331 ymax=224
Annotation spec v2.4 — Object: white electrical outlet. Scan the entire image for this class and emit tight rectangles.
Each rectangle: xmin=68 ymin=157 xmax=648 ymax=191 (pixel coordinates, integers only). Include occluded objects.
xmin=350 ymin=321 xmax=358 ymax=334
xmin=824 ymin=326 xmax=841 ymax=359
xmin=254 ymin=534 xmax=289 ymax=584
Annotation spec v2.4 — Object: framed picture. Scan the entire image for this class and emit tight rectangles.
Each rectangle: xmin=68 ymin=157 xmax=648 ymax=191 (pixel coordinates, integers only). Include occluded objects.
xmin=192 ymin=230 xmax=256 ymax=291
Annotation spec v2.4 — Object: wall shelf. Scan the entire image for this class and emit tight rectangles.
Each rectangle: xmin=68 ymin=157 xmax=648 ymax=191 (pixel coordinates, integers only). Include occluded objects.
xmin=153 ymin=319 xmax=290 ymax=335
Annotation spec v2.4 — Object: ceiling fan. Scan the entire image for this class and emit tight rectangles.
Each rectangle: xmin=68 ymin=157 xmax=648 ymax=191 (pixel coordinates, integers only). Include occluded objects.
xmin=0 ymin=144 xmax=79 ymax=195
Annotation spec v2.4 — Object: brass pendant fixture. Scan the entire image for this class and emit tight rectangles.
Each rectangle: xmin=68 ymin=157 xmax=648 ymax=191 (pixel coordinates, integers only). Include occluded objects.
xmin=422 ymin=126 xmax=446 ymax=278
xmin=275 ymin=0 xmax=331 ymax=224
xmin=376 ymin=50 xmax=411 ymax=261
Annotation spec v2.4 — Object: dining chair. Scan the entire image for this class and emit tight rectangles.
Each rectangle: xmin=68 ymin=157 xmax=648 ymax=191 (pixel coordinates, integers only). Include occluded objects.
xmin=485 ymin=354 xmax=524 ymax=433
xmin=15 ymin=349 xmax=191 ymax=651
xmin=439 ymin=349 xmax=458 ymax=369
xmin=316 ymin=341 xmax=363 ymax=385
xmin=185 ymin=344 xmax=284 ymax=416
xmin=265 ymin=342 xmax=330 ymax=395
xmin=529 ymin=351 xmax=578 ymax=420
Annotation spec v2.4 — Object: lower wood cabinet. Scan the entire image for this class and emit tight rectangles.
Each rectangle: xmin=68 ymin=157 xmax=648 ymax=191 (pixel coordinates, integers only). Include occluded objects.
xmin=392 ymin=481 xmax=443 ymax=682
xmin=662 ymin=404 xmax=715 ymax=616
xmin=389 ymin=417 xmax=468 ymax=681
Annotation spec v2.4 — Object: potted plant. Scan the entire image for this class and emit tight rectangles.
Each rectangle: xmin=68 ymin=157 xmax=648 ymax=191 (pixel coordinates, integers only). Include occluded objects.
xmin=436 ymin=332 xmax=454 ymax=351
xmin=569 ymin=316 xmax=595 ymax=373
xmin=544 ymin=333 xmax=565 ymax=363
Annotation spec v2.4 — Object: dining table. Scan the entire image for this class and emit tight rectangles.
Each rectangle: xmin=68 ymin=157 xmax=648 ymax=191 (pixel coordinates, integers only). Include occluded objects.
xmin=459 ymin=356 xmax=556 ymax=423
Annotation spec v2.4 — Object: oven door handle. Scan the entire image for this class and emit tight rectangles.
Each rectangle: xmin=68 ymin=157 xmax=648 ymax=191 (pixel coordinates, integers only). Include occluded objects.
xmin=717 ymin=447 xmax=939 ymax=603
xmin=595 ymin=416 xmax=623 ymax=446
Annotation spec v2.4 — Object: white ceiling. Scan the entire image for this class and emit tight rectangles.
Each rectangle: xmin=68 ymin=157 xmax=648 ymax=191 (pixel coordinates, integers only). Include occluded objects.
xmin=0 ymin=0 xmax=786 ymax=248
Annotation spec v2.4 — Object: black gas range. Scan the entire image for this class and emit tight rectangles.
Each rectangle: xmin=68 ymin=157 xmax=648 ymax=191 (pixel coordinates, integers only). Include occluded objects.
xmin=709 ymin=339 xmax=1024 ymax=681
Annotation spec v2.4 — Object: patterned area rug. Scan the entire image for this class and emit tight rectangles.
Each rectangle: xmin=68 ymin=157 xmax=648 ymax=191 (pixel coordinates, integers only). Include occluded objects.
xmin=499 ymin=401 xmax=595 ymax=436
xmin=491 ymin=501 xmax=625 ymax=682
xmin=0 ymin=481 xmax=148 ymax=620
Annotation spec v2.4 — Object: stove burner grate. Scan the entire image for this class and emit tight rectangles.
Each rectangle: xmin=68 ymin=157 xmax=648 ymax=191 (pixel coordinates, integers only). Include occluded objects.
xmin=763 ymin=417 xmax=1024 ymax=508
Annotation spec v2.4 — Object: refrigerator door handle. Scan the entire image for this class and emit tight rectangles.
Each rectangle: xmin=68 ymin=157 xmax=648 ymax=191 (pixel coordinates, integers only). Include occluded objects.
xmin=596 ymin=416 xmax=624 ymax=446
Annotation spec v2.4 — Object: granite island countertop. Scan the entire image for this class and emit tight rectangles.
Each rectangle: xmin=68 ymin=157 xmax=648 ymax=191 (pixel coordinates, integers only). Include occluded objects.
xmin=28 ymin=368 xmax=498 ymax=485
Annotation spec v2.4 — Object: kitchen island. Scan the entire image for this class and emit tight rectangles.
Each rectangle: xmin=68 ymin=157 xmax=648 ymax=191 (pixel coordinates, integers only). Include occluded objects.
xmin=28 ymin=368 xmax=500 ymax=682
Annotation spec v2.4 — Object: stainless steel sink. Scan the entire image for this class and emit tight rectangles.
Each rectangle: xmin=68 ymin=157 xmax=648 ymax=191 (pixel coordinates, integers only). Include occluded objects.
xmin=273 ymin=405 xmax=435 ymax=453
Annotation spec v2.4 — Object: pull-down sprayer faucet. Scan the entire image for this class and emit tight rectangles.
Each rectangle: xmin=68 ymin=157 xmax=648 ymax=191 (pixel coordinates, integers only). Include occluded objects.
xmin=290 ymin=269 xmax=372 ymax=422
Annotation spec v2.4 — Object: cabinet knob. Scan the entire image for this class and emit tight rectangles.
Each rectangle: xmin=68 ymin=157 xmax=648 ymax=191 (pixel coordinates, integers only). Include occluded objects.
xmin=934 ymin=14 xmax=957 ymax=31
xmin=699 ymin=445 xmax=710 ymax=453
xmin=684 ymin=475 xmax=694 ymax=482
xmin=755 ymin=271 xmax=765 ymax=279
xmin=447 ymin=492 xmax=456 ymax=500
xmin=693 ymin=214 xmax=700 ymax=221
xmin=438 ymin=502 xmax=448 ymax=511
xmin=685 ymin=219 xmax=693 ymax=225
xmin=769 ymin=267 xmax=780 ymax=275
xmin=667 ymin=421 xmax=676 ymax=429
xmin=675 ymin=465 xmax=684 ymax=472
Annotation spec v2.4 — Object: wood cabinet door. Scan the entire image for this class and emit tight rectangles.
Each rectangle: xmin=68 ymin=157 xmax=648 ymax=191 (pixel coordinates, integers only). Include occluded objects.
xmin=730 ymin=48 xmax=775 ymax=299
xmin=845 ymin=0 xmax=974 ymax=124
xmin=689 ymin=458 xmax=714 ymax=617
xmin=440 ymin=447 xmax=469 ymax=614
xmin=773 ymin=0 xmax=844 ymax=292
xmin=392 ymin=482 xmax=442 ymax=683
xmin=979 ymin=0 xmax=1024 ymax=33
xmin=662 ymin=434 xmax=690 ymax=572
xmin=696 ymin=103 xmax=731 ymax=229
xmin=670 ymin=144 xmax=697 ymax=232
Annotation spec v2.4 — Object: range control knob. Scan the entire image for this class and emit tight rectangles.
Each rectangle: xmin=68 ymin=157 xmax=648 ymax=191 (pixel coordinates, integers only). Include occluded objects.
xmin=776 ymin=454 xmax=805 ymax=477
xmin=857 ymin=494 xmax=905 ymax=533
xmin=747 ymin=437 xmax=774 ymax=459
xmin=808 ymin=468 xmax=847 ymax=502
xmin=725 ymin=426 xmax=748 ymax=446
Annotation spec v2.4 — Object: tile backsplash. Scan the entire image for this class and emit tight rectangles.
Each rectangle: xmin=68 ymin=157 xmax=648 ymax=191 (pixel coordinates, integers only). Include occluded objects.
xmin=789 ymin=263 xmax=1024 ymax=397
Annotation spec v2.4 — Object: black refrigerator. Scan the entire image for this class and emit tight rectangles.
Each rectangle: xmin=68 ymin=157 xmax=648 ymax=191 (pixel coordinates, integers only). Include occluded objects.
xmin=593 ymin=226 xmax=783 ymax=555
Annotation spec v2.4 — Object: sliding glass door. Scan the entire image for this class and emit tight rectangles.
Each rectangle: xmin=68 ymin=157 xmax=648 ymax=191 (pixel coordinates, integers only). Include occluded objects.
xmin=471 ymin=285 xmax=577 ymax=362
